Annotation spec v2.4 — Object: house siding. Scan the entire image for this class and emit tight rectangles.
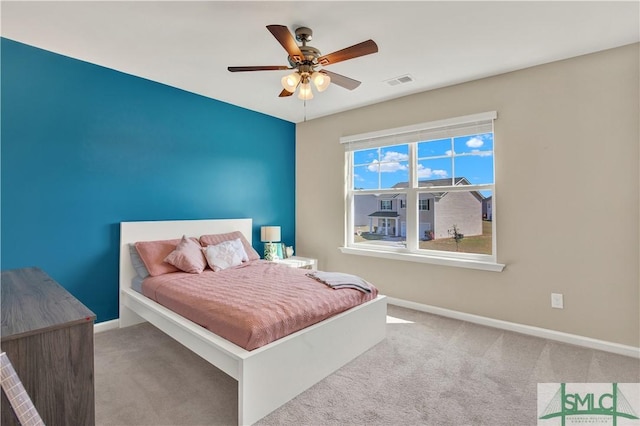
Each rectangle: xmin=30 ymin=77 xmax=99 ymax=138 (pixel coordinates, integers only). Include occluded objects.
xmin=434 ymin=192 xmax=482 ymax=239
xmin=353 ymin=195 xmax=378 ymax=233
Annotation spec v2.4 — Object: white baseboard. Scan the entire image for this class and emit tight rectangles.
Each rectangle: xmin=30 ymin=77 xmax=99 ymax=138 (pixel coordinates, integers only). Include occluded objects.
xmin=387 ymin=297 xmax=640 ymax=359
xmin=94 ymin=319 xmax=119 ymax=333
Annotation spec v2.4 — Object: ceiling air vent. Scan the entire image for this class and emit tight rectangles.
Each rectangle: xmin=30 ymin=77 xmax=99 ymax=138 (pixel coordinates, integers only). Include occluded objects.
xmin=385 ymin=74 xmax=415 ymax=86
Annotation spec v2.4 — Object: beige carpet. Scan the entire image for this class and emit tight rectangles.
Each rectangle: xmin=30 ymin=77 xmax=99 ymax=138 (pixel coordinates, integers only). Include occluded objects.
xmin=95 ymin=305 xmax=639 ymax=425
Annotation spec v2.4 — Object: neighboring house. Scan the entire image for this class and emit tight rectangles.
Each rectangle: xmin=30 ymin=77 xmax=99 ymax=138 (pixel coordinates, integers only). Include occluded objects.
xmin=354 ymin=178 xmax=484 ymax=240
xmin=482 ymin=196 xmax=493 ymax=221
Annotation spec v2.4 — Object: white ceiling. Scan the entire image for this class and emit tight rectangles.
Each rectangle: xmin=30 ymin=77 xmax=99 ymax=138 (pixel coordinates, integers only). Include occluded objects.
xmin=2 ymin=1 xmax=639 ymax=123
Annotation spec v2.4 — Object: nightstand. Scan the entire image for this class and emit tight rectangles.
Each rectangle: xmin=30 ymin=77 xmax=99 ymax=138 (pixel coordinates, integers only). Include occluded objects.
xmin=273 ymin=256 xmax=317 ymax=270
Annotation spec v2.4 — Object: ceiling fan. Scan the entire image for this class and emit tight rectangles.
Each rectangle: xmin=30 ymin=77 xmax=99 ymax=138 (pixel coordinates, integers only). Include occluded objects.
xmin=227 ymin=25 xmax=378 ymax=100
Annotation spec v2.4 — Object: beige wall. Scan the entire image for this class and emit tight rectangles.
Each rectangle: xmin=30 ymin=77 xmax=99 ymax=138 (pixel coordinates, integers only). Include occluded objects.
xmin=296 ymin=43 xmax=639 ymax=347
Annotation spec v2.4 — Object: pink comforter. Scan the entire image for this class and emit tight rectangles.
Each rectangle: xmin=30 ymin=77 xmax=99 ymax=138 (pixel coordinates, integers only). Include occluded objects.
xmin=142 ymin=260 xmax=378 ymax=350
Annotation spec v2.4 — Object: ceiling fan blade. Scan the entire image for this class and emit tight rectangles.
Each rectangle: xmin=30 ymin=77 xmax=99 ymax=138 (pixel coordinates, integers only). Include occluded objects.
xmin=228 ymin=66 xmax=290 ymax=72
xmin=279 ymin=89 xmax=294 ymax=97
xmin=267 ymin=25 xmax=304 ymax=63
xmin=320 ymin=70 xmax=361 ymax=90
xmin=318 ymin=40 xmax=378 ymax=66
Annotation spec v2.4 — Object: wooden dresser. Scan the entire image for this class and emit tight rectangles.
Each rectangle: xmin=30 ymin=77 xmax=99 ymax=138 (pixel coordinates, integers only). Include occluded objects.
xmin=1 ymin=267 xmax=96 ymax=426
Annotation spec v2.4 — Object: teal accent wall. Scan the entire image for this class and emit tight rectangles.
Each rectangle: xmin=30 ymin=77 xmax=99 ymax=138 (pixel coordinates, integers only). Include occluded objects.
xmin=1 ymin=38 xmax=296 ymax=322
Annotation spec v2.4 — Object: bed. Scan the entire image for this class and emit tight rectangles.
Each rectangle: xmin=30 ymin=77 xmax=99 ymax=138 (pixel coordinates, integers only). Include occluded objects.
xmin=119 ymin=218 xmax=387 ymax=425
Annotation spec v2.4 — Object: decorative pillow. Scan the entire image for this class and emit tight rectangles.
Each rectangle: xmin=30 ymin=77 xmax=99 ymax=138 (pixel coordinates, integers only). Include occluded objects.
xmin=129 ymin=244 xmax=150 ymax=279
xmin=164 ymin=235 xmax=207 ymax=274
xmin=199 ymin=231 xmax=259 ymax=261
xmin=204 ymin=239 xmax=247 ymax=272
xmin=134 ymin=237 xmax=198 ymax=276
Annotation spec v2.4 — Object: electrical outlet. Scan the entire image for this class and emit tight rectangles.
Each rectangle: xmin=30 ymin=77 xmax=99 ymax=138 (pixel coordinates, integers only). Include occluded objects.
xmin=551 ymin=293 xmax=564 ymax=309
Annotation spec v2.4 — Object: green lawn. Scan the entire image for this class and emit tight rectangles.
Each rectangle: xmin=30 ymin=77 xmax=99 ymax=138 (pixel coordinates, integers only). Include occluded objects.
xmin=354 ymin=221 xmax=493 ymax=255
xmin=420 ymin=220 xmax=492 ymax=254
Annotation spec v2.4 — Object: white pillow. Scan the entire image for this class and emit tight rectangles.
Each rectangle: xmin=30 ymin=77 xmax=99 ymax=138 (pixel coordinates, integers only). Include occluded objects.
xmin=204 ymin=238 xmax=248 ymax=272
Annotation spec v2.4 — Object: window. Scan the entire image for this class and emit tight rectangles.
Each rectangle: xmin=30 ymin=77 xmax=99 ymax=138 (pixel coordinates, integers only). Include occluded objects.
xmin=380 ymin=200 xmax=393 ymax=210
xmin=418 ymin=199 xmax=430 ymax=211
xmin=342 ymin=111 xmax=503 ymax=271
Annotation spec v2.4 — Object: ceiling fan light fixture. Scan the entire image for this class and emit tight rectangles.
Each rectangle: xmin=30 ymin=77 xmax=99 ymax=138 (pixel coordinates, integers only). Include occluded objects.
xmin=281 ymin=72 xmax=301 ymax=92
xmin=298 ymin=81 xmax=313 ymax=100
xmin=311 ymin=71 xmax=331 ymax=92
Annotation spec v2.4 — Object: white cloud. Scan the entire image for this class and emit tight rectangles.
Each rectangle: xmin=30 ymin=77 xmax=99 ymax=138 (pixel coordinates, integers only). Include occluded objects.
xmin=367 ymin=151 xmax=409 ymax=173
xmin=470 ymin=149 xmax=493 ymax=157
xmin=368 ymin=160 xmax=407 ymax=173
xmin=417 ymin=164 xmax=448 ymax=178
xmin=445 ymin=150 xmax=454 ymax=157
xmin=381 ymin=151 xmax=409 ymax=162
xmin=466 ymin=137 xmax=484 ymax=148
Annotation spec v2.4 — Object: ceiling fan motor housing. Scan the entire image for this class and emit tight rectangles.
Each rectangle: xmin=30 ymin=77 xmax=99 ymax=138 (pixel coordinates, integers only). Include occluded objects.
xmin=286 ymin=27 xmax=321 ymax=68
xmin=289 ymin=46 xmax=321 ymax=67
xmin=295 ymin=27 xmax=313 ymax=43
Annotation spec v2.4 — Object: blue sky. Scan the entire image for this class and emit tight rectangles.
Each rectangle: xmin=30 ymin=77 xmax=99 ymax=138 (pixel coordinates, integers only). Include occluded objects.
xmin=353 ymin=133 xmax=494 ymax=190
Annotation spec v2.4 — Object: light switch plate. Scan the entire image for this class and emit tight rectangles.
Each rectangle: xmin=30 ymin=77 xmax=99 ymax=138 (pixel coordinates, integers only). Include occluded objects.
xmin=551 ymin=293 xmax=564 ymax=309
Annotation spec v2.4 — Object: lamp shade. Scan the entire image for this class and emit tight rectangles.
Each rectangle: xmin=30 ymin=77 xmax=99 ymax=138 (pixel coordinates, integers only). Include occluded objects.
xmin=298 ymin=81 xmax=313 ymax=100
xmin=311 ymin=71 xmax=331 ymax=92
xmin=281 ymin=72 xmax=301 ymax=92
xmin=260 ymin=226 xmax=281 ymax=242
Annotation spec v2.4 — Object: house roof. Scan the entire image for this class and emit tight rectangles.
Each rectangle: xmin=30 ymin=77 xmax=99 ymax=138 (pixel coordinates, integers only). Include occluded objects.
xmin=392 ymin=177 xmax=471 ymax=189
xmin=390 ymin=177 xmax=485 ymax=202
xmin=368 ymin=211 xmax=400 ymax=218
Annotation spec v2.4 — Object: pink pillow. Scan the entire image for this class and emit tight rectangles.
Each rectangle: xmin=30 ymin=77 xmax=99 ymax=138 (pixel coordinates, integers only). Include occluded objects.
xmin=164 ymin=235 xmax=207 ymax=274
xmin=135 ymin=237 xmax=198 ymax=276
xmin=199 ymin=231 xmax=260 ymax=261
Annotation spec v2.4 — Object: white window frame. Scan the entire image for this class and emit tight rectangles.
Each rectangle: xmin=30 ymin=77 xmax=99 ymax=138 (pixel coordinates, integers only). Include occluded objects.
xmin=380 ymin=200 xmax=393 ymax=210
xmin=340 ymin=111 xmax=504 ymax=272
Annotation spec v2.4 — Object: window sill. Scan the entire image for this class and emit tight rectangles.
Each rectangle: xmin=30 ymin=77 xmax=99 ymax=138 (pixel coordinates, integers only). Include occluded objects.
xmin=338 ymin=246 xmax=505 ymax=272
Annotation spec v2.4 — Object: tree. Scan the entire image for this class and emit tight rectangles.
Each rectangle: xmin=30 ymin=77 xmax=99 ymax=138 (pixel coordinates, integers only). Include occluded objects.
xmin=448 ymin=224 xmax=464 ymax=251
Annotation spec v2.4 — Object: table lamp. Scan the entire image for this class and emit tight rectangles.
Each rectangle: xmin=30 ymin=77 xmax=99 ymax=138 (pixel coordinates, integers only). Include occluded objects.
xmin=260 ymin=226 xmax=281 ymax=261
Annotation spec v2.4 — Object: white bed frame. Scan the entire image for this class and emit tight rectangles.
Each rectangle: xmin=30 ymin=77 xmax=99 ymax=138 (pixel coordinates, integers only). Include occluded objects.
xmin=119 ymin=218 xmax=387 ymax=425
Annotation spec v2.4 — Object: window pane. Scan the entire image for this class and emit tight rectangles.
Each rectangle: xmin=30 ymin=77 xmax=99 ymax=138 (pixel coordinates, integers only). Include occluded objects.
xmin=455 ymin=155 xmax=494 ymax=185
xmin=417 ymin=139 xmax=453 ymax=186
xmin=352 ymin=144 xmax=409 ymax=190
xmin=353 ymin=164 xmax=379 ymax=190
xmin=417 ymin=158 xmax=452 ymax=184
xmin=353 ymin=148 xmax=378 ymax=166
xmin=378 ymin=145 xmax=409 ymax=188
xmin=453 ymin=133 xmax=493 ymax=155
xmin=353 ymin=193 xmax=406 ymax=249
xmin=453 ymin=133 xmax=494 ymax=185
xmin=417 ymin=138 xmax=452 ymax=158
xmin=418 ymin=189 xmax=493 ymax=255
